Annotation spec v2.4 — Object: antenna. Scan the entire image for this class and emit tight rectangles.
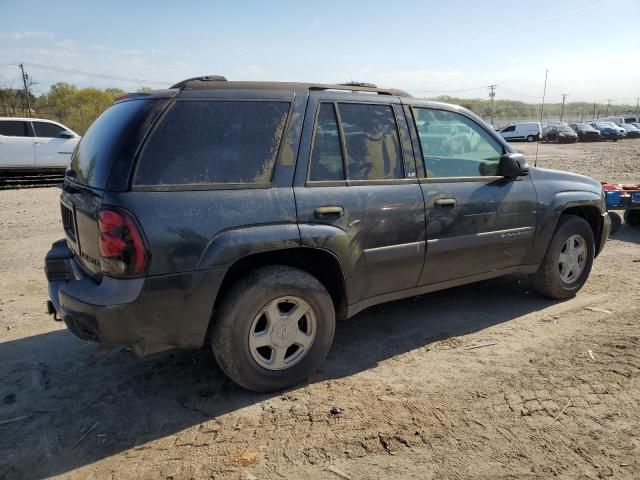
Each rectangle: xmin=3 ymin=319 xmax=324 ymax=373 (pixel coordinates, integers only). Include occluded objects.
xmin=534 ymin=69 xmax=548 ymax=168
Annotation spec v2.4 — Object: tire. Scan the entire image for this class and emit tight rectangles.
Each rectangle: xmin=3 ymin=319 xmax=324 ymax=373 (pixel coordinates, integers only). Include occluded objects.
xmin=531 ymin=215 xmax=595 ymax=299
xmin=624 ymin=209 xmax=640 ymax=226
xmin=211 ymin=265 xmax=335 ymax=392
xmin=526 ymin=135 xmax=535 ymax=143
xmin=609 ymin=211 xmax=622 ymax=234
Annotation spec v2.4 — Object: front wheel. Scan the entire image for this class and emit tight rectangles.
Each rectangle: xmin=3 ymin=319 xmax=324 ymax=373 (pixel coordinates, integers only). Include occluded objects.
xmin=531 ymin=215 xmax=595 ymax=299
xmin=526 ymin=135 xmax=535 ymax=142
xmin=211 ymin=265 xmax=335 ymax=392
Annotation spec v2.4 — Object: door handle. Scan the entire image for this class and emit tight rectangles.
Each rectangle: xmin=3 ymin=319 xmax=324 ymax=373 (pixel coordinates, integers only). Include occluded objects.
xmin=314 ymin=205 xmax=344 ymax=219
xmin=434 ymin=198 xmax=457 ymax=208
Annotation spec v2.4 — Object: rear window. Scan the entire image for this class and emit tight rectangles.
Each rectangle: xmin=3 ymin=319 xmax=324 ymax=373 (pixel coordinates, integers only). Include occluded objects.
xmin=70 ymin=99 xmax=159 ymax=188
xmin=135 ymin=101 xmax=290 ymax=186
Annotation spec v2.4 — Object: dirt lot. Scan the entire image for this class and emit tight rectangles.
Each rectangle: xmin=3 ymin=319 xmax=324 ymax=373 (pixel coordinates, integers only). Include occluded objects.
xmin=1 ymin=141 xmax=639 ymax=479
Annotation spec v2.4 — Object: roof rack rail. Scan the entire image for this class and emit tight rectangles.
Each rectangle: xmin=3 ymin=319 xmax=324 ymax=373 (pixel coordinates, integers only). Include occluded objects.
xmin=170 ymin=75 xmax=228 ymax=89
xmin=309 ymin=84 xmax=412 ymax=97
xmin=339 ymin=81 xmax=378 ymax=88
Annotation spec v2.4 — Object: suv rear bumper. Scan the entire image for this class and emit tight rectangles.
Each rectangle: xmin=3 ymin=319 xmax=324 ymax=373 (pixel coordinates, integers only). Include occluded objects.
xmin=45 ymin=239 xmax=225 ymax=354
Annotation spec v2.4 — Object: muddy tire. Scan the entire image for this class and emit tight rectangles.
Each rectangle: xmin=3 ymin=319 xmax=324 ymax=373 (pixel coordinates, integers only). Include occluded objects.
xmin=211 ymin=265 xmax=335 ymax=393
xmin=531 ymin=215 xmax=595 ymax=299
xmin=624 ymin=209 xmax=640 ymax=226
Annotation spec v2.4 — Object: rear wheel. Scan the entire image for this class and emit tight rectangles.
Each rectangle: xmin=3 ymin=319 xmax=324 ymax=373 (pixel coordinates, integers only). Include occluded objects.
xmin=624 ymin=209 xmax=640 ymax=226
xmin=531 ymin=215 xmax=595 ymax=299
xmin=211 ymin=265 xmax=335 ymax=392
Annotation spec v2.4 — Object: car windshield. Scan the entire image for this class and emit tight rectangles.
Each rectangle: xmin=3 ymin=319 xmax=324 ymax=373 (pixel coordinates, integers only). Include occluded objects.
xmin=573 ymin=123 xmax=590 ymax=130
xmin=598 ymin=122 xmax=616 ymax=128
xmin=557 ymin=126 xmax=573 ymax=133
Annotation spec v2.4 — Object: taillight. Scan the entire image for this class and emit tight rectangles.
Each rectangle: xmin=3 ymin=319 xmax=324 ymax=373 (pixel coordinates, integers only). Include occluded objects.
xmin=97 ymin=208 xmax=148 ymax=277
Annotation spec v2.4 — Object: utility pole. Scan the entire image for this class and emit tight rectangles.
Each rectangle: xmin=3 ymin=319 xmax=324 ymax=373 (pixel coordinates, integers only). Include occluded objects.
xmin=19 ymin=63 xmax=32 ymax=117
xmin=560 ymin=93 xmax=568 ymax=122
xmin=488 ymin=84 xmax=496 ymax=127
xmin=605 ymin=98 xmax=611 ymax=116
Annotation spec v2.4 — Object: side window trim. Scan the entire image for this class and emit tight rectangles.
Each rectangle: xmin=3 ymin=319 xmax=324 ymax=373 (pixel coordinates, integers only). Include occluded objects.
xmin=410 ymin=106 xmax=505 ymax=180
xmin=332 ymin=102 xmax=350 ymax=180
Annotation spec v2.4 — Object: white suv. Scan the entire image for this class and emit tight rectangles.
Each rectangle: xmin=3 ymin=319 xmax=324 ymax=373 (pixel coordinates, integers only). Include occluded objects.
xmin=0 ymin=117 xmax=80 ymax=170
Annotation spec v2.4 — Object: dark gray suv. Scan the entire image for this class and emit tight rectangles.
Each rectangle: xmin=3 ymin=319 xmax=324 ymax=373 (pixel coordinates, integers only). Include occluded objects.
xmin=45 ymin=77 xmax=610 ymax=392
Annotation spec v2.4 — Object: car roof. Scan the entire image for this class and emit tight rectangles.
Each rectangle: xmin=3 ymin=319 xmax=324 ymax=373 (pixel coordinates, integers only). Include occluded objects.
xmin=0 ymin=117 xmax=62 ymax=123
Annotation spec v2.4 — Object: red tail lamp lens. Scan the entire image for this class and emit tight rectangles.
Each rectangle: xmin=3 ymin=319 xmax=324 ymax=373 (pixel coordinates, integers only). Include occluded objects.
xmin=97 ymin=209 xmax=148 ymax=277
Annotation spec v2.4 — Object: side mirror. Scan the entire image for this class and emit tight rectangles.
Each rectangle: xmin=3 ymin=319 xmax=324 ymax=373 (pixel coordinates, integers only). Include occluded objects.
xmin=58 ymin=130 xmax=74 ymax=139
xmin=498 ymin=152 xmax=529 ymax=178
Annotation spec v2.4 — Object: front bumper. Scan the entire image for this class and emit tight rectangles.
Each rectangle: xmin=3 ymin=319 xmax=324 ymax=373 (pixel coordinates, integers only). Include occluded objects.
xmin=598 ymin=212 xmax=611 ymax=256
xmin=45 ymin=239 xmax=225 ymax=354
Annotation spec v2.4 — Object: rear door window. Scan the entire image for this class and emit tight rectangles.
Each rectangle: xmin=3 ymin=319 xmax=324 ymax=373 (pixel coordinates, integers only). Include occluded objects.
xmin=135 ymin=101 xmax=290 ymax=186
xmin=337 ymin=103 xmax=403 ymax=180
xmin=0 ymin=120 xmax=32 ymax=137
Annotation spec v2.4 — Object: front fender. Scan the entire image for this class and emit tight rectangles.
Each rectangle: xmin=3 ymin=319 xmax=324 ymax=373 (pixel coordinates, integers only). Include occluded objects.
xmin=525 ymin=190 xmax=604 ymax=265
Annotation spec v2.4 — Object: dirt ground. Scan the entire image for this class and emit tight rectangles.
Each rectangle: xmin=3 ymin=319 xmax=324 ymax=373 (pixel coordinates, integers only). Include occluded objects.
xmin=0 ymin=141 xmax=639 ymax=479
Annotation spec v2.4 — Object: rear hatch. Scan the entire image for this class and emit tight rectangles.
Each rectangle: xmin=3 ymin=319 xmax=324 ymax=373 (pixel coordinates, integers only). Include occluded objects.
xmin=61 ymin=94 xmax=172 ymax=279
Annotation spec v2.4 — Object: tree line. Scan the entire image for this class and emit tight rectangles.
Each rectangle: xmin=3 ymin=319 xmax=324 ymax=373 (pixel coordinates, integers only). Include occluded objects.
xmin=0 ymin=82 xmax=151 ymax=135
xmin=1 ymin=82 xmax=638 ymax=135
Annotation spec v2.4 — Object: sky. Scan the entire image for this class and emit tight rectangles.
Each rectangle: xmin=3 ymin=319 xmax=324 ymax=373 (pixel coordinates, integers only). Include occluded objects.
xmin=1 ymin=0 xmax=639 ymax=104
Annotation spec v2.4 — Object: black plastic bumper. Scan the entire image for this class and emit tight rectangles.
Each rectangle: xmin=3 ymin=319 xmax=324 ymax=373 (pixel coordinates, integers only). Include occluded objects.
xmin=45 ymin=239 xmax=226 ymax=353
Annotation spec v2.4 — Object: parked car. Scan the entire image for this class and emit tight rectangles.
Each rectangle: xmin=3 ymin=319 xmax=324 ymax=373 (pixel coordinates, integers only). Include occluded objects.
xmin=568 ymin=123 xmax=602 ymax=142
xmin=620 ymin=123 xmax=640 ymax=138
xmin=0 ymin=117 xmax=80 ymax=171
xmin=623 ymin=116 xmax=639 ymax=124
xmin=45 ymin=77 xmax=610 ymax=392
xmin=498 ymin=122 xmax=542 ymax=142
xmin=589 ymin=122 xmax=623 ymax=141
xmin=545 ymin=125 xmax=578 ymax=143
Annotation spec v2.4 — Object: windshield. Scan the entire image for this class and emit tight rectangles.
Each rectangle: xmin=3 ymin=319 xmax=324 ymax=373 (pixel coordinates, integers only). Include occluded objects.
xmin=557 ymin=126 xmax=573 ymax=133
xmin=69 ymin=99 xmax=159 ymax=188
xmin=573 ymin=123 xmax=590 ymax=130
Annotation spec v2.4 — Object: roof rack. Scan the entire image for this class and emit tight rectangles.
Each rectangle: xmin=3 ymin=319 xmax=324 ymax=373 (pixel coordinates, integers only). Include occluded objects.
xmin=340 ymin=81 xmax=378 ymax=89
xmin=309 ymin=84 xmax=411 ymax=97
xmin=170 ymin=75 xmax=227 ymax=89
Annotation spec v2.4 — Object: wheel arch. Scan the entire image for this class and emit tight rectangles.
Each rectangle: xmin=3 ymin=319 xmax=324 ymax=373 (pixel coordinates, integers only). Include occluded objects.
xmin=526 ymin=191 xmax=605 ymax=265
xmin=212 ymin=247 xmax=348 ymax=325
xmin=560 ymin=204 xmax=604 ymax=257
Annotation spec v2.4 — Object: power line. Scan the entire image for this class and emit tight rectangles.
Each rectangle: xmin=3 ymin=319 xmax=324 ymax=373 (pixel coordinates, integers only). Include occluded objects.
xmin=3 ymin=61 xmax=171 ymax=85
